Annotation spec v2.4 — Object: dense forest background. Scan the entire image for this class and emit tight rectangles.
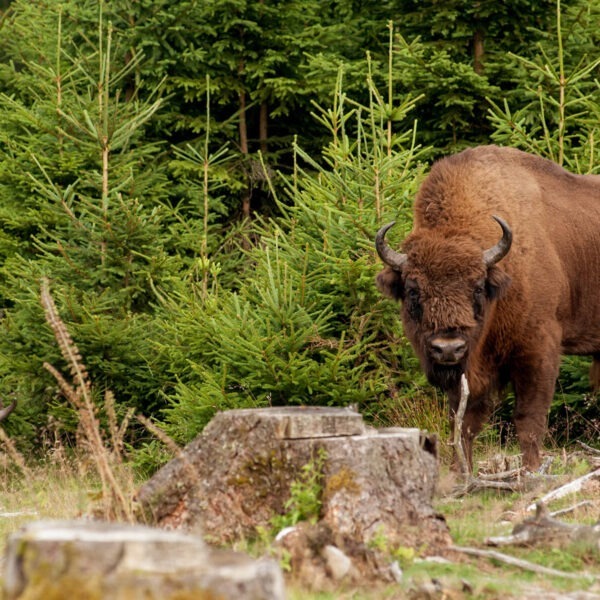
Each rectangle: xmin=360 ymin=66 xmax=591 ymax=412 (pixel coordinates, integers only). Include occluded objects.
xmin=0 ymin=0 xmax=598 ymax=471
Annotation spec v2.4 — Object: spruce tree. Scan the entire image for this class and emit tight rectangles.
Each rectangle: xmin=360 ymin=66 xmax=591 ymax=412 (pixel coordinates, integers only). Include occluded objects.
xmin=0 ymin=0 xmax=178 ymax=443
xmin=158 ymin=73 xmax=429 ymax=444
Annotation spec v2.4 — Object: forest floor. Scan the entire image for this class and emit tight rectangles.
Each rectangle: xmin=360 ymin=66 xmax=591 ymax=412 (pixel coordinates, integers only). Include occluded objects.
xmin=0 ymin=447 xmax=598 ymax=599
xmin=286 ymin=447 xmax=600 ymax=599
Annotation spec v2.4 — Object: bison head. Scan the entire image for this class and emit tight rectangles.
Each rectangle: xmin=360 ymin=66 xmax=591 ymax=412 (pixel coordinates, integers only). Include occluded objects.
xmin=376 ymin=216 xmax=512 ymax=390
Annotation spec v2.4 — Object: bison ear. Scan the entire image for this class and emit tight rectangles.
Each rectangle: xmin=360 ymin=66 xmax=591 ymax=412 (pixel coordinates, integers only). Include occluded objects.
xmin=376 ymin=267 xmax=404 ymax=300
xmin=486 ymin=266 xmax=511 ymax=300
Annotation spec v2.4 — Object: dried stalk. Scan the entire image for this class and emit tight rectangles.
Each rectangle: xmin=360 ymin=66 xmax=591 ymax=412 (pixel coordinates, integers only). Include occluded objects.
xmin=136 ymin=414 xmax=182 ymax=460
xmin=136 ymin=414 xmax=198 ymax=489
xmin=0 ymin=426 xmax=32 ymax=478
xmin=105 ymin=390 xmax=134 ymax=464
xmin=40 ymin=278 xmax=132 ymax=521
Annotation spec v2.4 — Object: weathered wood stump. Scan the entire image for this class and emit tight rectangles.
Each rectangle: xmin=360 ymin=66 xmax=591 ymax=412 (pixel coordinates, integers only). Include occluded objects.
xmin=4 ymin=520 xmax=285 ymax=600
xmin=136 ymin=407 xmax=451 ymax=585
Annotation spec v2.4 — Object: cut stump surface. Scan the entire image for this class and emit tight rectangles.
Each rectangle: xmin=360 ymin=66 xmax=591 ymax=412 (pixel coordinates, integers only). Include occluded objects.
xmin=3 ymin=519 xmax=284 ymax=600
xmin=136 ymin=407 xmax=451 ymax=584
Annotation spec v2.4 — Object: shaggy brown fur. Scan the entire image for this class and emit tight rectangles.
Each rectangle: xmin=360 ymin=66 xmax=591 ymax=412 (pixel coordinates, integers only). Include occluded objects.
xmin=377 ymin=145 xmax=600 ymax=470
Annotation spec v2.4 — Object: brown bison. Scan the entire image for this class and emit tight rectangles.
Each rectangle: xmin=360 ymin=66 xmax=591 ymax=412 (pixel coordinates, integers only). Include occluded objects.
xmin=376 ymin=145 xmax=600 ymax=471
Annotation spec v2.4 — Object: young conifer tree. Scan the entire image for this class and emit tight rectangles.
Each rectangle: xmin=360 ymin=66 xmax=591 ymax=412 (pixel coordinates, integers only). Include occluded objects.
xmin=157 ymin=66 xmax=431 ymax=445
xmin=0 ymin=1 xmax=178 ymax=443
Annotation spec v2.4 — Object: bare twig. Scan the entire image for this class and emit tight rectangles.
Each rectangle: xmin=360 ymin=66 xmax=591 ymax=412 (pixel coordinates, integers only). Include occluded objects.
xmin=451 ymin=375 xmax=526 ymax=497
xmin=550 ymin=500 xmax=593 ymax=518
xmin=453 ymin=374 xmax=471 ymax=481
xmin=450 ymin=545 xmax=596 ymax=581
xmin=576 ymin=440 xmax=600 ymax=456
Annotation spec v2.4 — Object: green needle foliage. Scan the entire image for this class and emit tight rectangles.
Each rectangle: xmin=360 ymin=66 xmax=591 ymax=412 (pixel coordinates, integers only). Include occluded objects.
xmin=489 ymin=0 xmax=600 ymax=172
xmin=0 ymin=2 xmax=180 ymax=445
xmin=0 ymin=0 xmax=597 ymax=467
xmin=158 ymin=71 xmax=429 ymax=444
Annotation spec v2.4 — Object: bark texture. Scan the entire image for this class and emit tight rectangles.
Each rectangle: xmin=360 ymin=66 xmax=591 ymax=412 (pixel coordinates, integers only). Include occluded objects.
xmin=3 ymin=520 xmax=284 ymax=600
xmin=136 ymin=407 xmax=451 ymax=585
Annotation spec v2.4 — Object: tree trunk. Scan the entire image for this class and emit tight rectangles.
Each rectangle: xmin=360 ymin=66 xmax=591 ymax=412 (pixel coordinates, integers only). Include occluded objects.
xmin=237 ymin=51 xmax=252 ymax=219
xmin=136 ymin=407 xmax=451 ymax=587
xmin=474 ymin=29 xmax=485 ymax=74
xmin=259 ymin=100 xmax=268 ymax=154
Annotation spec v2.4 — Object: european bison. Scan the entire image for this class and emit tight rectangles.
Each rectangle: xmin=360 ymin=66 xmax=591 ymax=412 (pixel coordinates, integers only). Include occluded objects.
xmin=376 ymin=145 xmax=600 ymax=471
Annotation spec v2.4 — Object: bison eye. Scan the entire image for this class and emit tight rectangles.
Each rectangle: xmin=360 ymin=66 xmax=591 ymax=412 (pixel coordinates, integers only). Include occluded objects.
xmin=405 ymin=287 xmax=422 ymax=321
xmin=473 ymin=283 xmax=485 ymax=318
xmin=407 ymin=288 xmax=419 ymax=301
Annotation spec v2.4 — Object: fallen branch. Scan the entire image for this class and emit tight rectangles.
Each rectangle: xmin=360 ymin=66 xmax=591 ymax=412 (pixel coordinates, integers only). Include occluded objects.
xmin=576 ymin=441 xmax=600 ymax=456
xmin=477 ymin=467 xmax=523 ymax=481
xmin=487 ymin=501 xmax=600 ymax=548
xmin=455 ymin=478 xmax=523 ymax=496
xmin=526 ymin=468 xmax=600 ymax=511
xmin=450 ymin=544 xmax=596 ymax=581
xmin=550 ymin=500 xmax=593 ymax=518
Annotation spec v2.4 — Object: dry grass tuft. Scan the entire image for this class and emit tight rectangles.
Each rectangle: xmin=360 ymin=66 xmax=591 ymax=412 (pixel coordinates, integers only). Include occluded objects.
xmin=40 ymin=277 xmax=134 ymax=522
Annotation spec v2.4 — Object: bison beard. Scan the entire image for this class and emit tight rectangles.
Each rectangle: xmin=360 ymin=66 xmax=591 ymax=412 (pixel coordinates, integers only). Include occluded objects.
xmin=375 ymin=145 xmax=600 ymax=472
xmin=426 ymin=363 xmax=463 ymax=391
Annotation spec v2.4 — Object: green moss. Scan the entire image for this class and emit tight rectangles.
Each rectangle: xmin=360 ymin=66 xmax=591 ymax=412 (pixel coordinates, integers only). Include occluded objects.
xmin=323 ymin=467 xmax=360 ymax=500
xmin=227 ymin=449 xmax=287 ymax=499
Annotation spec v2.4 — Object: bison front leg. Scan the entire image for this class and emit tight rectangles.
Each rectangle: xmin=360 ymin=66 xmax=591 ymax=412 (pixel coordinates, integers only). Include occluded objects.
xmin=511 ymin=350 xmax=560 ymax=471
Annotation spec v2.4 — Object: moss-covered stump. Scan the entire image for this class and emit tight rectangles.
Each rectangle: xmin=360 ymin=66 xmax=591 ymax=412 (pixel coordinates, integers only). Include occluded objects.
xmin=3 ymin=520 xmax=285 ymax=600
xmin=136 ymin=407 xmax=451 ymax=575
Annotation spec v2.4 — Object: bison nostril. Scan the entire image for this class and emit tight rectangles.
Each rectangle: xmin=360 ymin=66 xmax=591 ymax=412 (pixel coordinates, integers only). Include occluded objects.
xmin=430 ymin=338 xmax=467 ymax=363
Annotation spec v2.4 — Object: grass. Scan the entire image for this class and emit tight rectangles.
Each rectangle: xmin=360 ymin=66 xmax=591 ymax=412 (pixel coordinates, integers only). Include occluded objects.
xmin=0 ymin=457 xmax=139 ymax=555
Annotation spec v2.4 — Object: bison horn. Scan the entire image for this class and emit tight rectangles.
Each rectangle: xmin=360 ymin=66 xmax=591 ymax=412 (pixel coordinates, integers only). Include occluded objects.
xmin=0 ymin=397 xmax=16 ymax=422
xmin=483 ymin=215 xmax=512 ymax=267
xmin=375 ymin=222 xmax=407 ymax=271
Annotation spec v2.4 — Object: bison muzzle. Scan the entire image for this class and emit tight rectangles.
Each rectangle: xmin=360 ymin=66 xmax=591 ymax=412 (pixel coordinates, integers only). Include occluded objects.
xmin=376 ymin=145 xmax=600 ymax=471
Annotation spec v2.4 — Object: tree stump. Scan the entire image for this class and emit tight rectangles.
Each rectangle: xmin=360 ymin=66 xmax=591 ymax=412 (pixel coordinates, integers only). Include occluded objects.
xmin=136 ymin=407 xmax=451 ymax=585
xmin=3 ymin=520 xmax=285 ymax=600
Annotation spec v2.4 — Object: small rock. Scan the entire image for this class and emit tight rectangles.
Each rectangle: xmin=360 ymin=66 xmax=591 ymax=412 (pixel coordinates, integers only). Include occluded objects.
xmin=322 ymin=544 xmax=352 ymax=580
xmin=389 ymin=561 xmax=403 ymax=583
